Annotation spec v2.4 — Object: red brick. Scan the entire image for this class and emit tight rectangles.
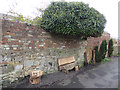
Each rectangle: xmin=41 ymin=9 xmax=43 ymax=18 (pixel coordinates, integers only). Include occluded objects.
xmin=9 ymin=33 xmax=16 ymax=35
xmin=0 ymin=61 xmax=8 ymax=64
xmin=13 ymin=49 xmax=20 ymax=52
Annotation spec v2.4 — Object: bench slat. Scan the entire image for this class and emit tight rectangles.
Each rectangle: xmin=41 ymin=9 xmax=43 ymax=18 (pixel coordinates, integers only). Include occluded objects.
xmin=59 ymin=62 xmax=76 ymax=70
xmin=58 ymin=56 xmax=75 ymax=66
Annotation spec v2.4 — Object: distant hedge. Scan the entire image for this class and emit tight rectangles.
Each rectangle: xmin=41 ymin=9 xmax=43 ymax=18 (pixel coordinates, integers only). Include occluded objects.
xmin=39 ymin=1 xmax=106 ymax=38
xmin=108 ymin=39 xmax=113 ymax=57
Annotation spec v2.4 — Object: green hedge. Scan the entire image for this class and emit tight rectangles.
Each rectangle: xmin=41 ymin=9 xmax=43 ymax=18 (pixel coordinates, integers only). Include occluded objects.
xmin=94 ymin=40 xmax=107 ymax=62
xmin=99 ymin=40 xmax=107 ymax=61
xmin=39 ymin=1 xmax=106 ymax=38
xmin=94 ymin=46 xmax=100 ymax=62
xmin=108 ymin=39 xmax=113 ymax=57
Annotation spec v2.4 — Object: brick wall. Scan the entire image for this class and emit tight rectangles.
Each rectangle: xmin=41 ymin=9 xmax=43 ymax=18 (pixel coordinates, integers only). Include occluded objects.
xmin=86 ymin=32 xmax=110 ymax=63
xmin=1 ymin=20 xmax=86 ymax=51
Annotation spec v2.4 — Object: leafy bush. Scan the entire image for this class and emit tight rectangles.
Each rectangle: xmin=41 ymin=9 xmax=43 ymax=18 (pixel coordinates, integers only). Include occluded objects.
xmin=94 ymin=46 xmax=100 ymax=62
xmin=94 ymin=40 xmax=107 ymax=62
xmin=108 ymin=39 xmax=114 ymax=57
xmin=99 ymin=40 xmax=107 ymax=61
xmin=39 ymin=1 xmax=106 ymax=38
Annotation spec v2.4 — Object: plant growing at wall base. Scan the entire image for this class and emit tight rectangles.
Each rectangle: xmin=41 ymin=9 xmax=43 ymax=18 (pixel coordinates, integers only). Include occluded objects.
xmin=89 ymin=60 xmax=94 ymax=65
xmin=101 ymin=58 xmax=110 ymax=63
xmin=108 ymin=39 xmax=113 ymax=57
xmin=39 ymin=1 xmax=106 ymax=38
xmin=114 ymin=53 xmax=120 ymax=57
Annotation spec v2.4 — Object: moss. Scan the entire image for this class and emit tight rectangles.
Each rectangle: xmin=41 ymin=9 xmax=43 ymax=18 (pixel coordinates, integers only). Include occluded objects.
xmin=78 ymin=62 xmax=84 ymax=68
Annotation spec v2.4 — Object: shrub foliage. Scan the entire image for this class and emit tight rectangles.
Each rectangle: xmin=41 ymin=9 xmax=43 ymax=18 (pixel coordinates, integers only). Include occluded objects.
xmin=94 ymin=40 xmax=107 ymax=62
xmin=39 ymin=1 xmax=106 ymax=38
xmin=99 ymin=40 xmax=107 ymax=60
xmin=108 ymin=39 xmax=113 ymax=57
xmin=94 ymin=46 xmax=100 ymax=62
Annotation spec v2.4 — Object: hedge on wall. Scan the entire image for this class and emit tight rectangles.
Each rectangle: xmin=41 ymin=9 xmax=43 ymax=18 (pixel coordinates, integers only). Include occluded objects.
xmin=108 ymin=39 xmax=113 ymax=57
xmin=39 ymin=1 xmax=106 ymax=38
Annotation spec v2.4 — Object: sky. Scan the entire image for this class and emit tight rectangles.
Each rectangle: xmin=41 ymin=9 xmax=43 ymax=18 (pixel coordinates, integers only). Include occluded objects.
xmin=0 ymin=0 xmax=119 ymax=39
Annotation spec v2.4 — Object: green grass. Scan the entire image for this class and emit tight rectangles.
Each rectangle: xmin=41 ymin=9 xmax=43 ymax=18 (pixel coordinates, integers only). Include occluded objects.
xmin=115 ymin=53 xmax=120 ymax=57
xmin=89 ymin=61 xmax=93 ymax=65
xmin=101 ymin=58 xmax=110 ymax=63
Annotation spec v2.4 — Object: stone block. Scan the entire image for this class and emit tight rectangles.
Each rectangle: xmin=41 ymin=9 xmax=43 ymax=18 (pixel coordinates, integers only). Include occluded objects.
xmin=34 ymin=61 xmax=40 ymax=66
xmin=16 ymin=70 xmax=24 ymax=77
xmin=2 ymin=65 xmax=14 ymax=74
xmin=24 ymin=60 xmax=34 ymax=68
xmin=15 ymin=64 xmax=23 ymax=72
xmin=0 ymin=55 xmax=3 ymax=63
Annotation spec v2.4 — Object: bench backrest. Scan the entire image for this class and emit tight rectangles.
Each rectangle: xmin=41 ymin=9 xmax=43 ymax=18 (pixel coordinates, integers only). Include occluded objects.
xmin=58 ymin=56 xmax=75 ymax=66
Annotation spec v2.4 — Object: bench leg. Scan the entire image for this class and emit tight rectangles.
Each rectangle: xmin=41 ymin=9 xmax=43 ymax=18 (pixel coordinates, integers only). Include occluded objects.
xmin=62 ymin=69 xmax=69 ymax=74
xmin=75 ymin=66 xmax=79 ymax=71
xmin=29 ymin=77 xmax=41 ymax=84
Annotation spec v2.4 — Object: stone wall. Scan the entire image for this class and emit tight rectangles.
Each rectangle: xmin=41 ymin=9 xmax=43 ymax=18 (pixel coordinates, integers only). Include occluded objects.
xmin=112 ymin=45 xmax=119 ymax=56
xmin=0 ymin=20 xmax=87 ymax=86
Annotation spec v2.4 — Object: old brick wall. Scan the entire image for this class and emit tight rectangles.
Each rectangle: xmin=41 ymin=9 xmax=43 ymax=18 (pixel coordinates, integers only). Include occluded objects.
xmin=86 ymin=32 xmax=110 ymax=63
xmin=0 ymin=19 xmax=111 ymax=86
xmin=0 ymin=20 xmax=87 ymax=86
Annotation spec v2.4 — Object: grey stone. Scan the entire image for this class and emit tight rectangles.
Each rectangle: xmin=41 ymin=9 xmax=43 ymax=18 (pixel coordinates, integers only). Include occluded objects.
xmin=0 ymin=55 xmax=3 ymax=63
xmin=14 ymin=56 xmax=23 ymax=62
xmin=2 ymin=65 xmax=14 ymax=74
xmin=15 ymin=64 xmax=23 ymax=72
xmin=24 ymin=60 xmax=34 ymax=68
xmin=34 ymin=60 xmax=40 ymax=66
xmin=3 ymin=55 xmax=8 ymax=61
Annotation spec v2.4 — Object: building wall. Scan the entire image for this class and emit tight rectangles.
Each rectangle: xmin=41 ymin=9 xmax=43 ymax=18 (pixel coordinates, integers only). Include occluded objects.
xmin=0 ymin=19 xmax=111 ymax=87
xmin=0 ymin=20 xmax=87 ymax=86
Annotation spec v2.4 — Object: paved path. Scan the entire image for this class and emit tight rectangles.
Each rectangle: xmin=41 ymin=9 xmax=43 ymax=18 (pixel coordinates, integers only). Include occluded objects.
xmin=48 ymin=57 xmax=119 ymax=88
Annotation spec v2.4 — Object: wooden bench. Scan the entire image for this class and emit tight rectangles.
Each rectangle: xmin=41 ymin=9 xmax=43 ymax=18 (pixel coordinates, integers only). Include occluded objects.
xmin=58 ymin=56 xmax=78 ymax=73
